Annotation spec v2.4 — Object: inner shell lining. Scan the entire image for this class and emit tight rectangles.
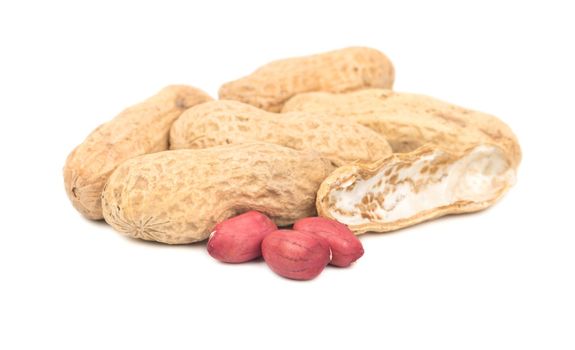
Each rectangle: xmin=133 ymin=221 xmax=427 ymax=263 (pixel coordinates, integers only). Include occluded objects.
xmin=327 ymin=145 xmax=515 ymax=226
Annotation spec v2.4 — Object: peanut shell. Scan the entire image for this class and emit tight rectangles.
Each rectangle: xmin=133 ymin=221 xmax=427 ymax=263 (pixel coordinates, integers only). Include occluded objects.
xmin=63 ymin=85 xmax=212 ymax=219
xmin=169 ymin=100 xmax=392 ymax=166
xmin=282 ymin=89 xmax=521 ymax=169
xmin=316 ymin=144 xmax=516 ymax=233
xmin=219 ymin=47 xmax=394 ymax=112
xmin=102 ymin=143 xmax=335 ymax=244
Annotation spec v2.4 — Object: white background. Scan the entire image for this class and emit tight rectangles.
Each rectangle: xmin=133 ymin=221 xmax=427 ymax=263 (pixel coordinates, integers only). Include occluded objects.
xmin=1 ymin=1 xmax=574 ymax=349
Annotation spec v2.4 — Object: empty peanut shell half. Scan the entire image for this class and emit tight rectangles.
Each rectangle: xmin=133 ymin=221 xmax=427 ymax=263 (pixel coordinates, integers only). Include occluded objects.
xmin=316 ymin=144 xmax=516 ymax=233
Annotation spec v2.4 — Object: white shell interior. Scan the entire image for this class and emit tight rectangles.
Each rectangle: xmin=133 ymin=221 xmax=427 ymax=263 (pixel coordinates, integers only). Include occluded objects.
xmin=327 ymin=145 xmax=516 ymax=225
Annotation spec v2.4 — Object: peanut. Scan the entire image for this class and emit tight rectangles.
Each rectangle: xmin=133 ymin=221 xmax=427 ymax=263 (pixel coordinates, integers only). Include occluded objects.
xmin=207 ymin=211 xmax=277 ymax=263
xmin=219 ymin=47 xmax=394 ymax=112
xmin=293 ymin=217 xmax=363 ymax=267
xmin=63 ymin=85 xmax=212 ymax=220
xmin=169 ymin=100 xmax=392 ymax=166
xmin=282 ymin=89 xmax=522 ymax=169
xmin=262 ymin=230 xmax=331 ymax=280
xmin=101 ymin=142 xmax=335 ymax=244
xmin=316 ymin=144 xmax=516 ymax=234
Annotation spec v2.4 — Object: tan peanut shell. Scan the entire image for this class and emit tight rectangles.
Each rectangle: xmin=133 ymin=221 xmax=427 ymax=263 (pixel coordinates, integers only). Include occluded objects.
xmin=316 ymin=144 xmax=516 ymax=234
xmin=169 ymin=100 xmax=392 ymax=166
xmin=101 ymin=143 xmax=335 ymax=244
xmin=219 ymin=47 xmax=395 ymax=112
xmin=63 ymin=85 xmax=212 ymax=220
xmin=282 ymin=89 xmax=521 ymax=169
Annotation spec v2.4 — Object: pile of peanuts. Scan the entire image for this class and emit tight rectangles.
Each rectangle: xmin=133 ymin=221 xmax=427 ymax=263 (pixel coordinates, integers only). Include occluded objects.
xmin=64 ymin=47 xmax=521 ymax=280
xmin=208 ymin=212 xmax=363 ymax=280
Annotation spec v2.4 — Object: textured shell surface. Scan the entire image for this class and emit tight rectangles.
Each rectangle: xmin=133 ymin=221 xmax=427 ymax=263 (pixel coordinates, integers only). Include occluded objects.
xmin=102 ymin=142 xmax=335 ymax=244
xmin=169 ymin=100 xmax=392 ymax=166
xmin=282 ymin=89 xmax=521 ymax=169
xmin=63 ymin=85 xmax=212 ymax=220
xmin=219 ymin=47 xmax=395 ymax=112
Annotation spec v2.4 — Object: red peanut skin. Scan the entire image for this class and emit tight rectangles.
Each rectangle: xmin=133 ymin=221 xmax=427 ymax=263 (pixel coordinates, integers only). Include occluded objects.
xmin=262 ymin=229 xmax=331 ymax=280
xmin=207 ymin=211 xmax=277 ymax=263
xmin=294 ymin=217 xmax=364 ymax=267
